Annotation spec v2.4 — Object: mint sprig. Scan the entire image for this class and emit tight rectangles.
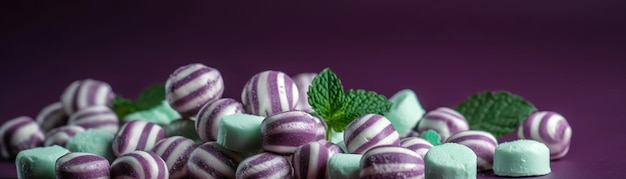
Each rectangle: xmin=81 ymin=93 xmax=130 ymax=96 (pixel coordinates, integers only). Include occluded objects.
xmin=112 ymin=83 xmax=166 ymax=121
xmin=421 ymin=129 xmax=441 ymax=146
xmin=455 ymin=91 xmax=537 ymax=138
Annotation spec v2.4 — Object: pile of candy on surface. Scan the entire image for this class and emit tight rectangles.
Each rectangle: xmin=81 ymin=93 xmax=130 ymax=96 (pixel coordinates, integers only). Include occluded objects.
xmin=1 ymin=63 xmax=572 ymax=179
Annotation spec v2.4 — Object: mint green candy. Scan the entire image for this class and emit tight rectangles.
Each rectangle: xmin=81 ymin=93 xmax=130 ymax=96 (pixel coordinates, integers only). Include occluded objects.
xmin=15 ymin=145 xmax=69 ymax=179
xmin=162 ymin=117 xmax=200 ymax=141
xmin=66 ymin=129 xmax=115 ymax=162
xmin=217 ymin=114 xmax=264 ymax=153
xmin=493 ymin=139 xmax=551 ymax=177
xmin=125 ymin=100 xmax=180 ymax=125
xmin=327 ymin=153 xmax=362 ymax=179
xmin=384 ymin=89 xmax=425 ymax=135
xmin=425 ymin=143 xmax=477 ymax=179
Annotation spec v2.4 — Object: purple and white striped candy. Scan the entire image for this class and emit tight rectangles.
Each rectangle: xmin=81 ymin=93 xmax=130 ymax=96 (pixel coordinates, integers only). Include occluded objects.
xmin=291 ymin=72 xmax=316 ymax=112
xmin=61 ymin=79 xmax=115 ymax=115
xmin=360 ymin=145 xmax=425 ymax=179
xmin=113 ymin=120 xmax=165 ymax=156
xmin=36 ymin=102 xmax=68 ymax=132
xmin=241 ymin=70 xmax=299 ymax=117
xmin=236 ymin=152 xmax=292 ymax=179
xmin=187 ymin=142 xmax=241 ymax=179
xmin=166 ymin=63 xmax=225 ymax=117
xmin=518 ymin=111 xmax=572 ymax=160
xmin=446 ymin=130 xmax=498 ymax=171
xmin=0 ymin=116 xmax=44 ymax=159
xmin=416 ymin=107 xmax=469 ymax=141
xmin=56 ymin=152 xmax=110 ymax=179
xmin=44 ymin=125 xmax=85 ymax=147
xmin=110 ymin=150 xmax=169 ymax=179
xmin=68 ymin=105 xmax=119 ymax=134
xmin=261 ymin=111 xmax=323 ymax=154
xmin=293 ymin=141 xmax=339 ymax=179
xmin=151 ymin=136 xmax=197 ymax=179
xmin=318 ymin=140 xmax=344 ymax=154
xmin=400 ymin=137 xmax=433 ymax=158
xmin=196 ymin=98 xmax=244 ymax=142
xmin=402 ymin=130 xmax=421 ymax=139
xmin=344 ymin=114 xmax=401 ymax=154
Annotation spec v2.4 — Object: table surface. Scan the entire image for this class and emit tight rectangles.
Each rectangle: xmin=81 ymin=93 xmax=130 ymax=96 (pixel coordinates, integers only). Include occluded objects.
xmin=1 ymin=1 xmax=626 ymax=178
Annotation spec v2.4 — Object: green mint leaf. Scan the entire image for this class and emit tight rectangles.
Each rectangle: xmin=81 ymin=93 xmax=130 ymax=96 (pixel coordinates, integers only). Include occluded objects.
xmin=112 ymin=95 xmax=137 ymax=121
xmin=343 ymin=89 xmax=393 ymax=125
xmin=455 ymin=91 xmax=537 ymax=138
xmin=135 ymin=83 xmax=166 ymax=110
xmin=307 ymin=68 xmax=348 ymax=132
xmin=421 ymin=129 xmax=441 ymax=146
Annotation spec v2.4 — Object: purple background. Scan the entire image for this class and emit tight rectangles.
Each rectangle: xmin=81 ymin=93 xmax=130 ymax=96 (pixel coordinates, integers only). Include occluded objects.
xmin=1 ymin=1 xmax=625 ymax=178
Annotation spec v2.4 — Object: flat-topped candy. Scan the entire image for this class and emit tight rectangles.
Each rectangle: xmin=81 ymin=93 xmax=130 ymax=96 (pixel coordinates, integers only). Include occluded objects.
xmin=162 ymin=117 xmax=200 ymax=141
xmin=241 ymin=70 xmax=299 ymax=117
xmin=36 ymin=102 xmax=68 ymax=132
xmin=166 ymin=63 xmax=225 ymax=117
xmin=60 ymin=78 xmax=114 ymax=115
xmin=113 ymin=120 xmax=165 ymax=156
xmin=384 ymin=89 xmax=426 ymax=136
xmin=217 ymin=114 xmax=264 ymax=153
xmin=55 ymin=152 xmax=110 ymax=179
xmin=344 ymin=114 xmax=401 ymax=154
xmin=110 ymin=150 xmax=169 ymax=179
xmin=518 ymin=111 xmax=572 ymax=160
xmin=16 ymin=145 xmax=70 ymax=179
xmin=424 ymin=143 xmax=477 ymax=179
xmin=68 ymin=105 xmax=119 ymax=134
xmin=65 ymin=129 xmax=116 ymax=162
xmin=327 ymin=153 xmax=362 ymax=179
xmin=124 ymin=100 xmax=181 ymax=125
xmin=0 ymin=116 xmax=44 ymax=159
xmin=493 ymin=139 xmax=551 ymax=177
xmin=196 ymin=98 xmax=244 ymax=142
xmin=416 ymin=107 xmax=469 ymax=142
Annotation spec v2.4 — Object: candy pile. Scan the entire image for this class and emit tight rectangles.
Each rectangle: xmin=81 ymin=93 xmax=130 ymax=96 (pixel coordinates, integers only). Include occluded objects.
xmin=1 ymin=63 xmax=573 ymax=179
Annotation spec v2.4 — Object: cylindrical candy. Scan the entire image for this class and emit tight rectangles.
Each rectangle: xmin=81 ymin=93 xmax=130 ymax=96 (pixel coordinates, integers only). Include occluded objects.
xmin=68 ymin=105 xmax=119 ymax=134
xmin=151 ymin=136 xmax=197 ymax=179
xmin=400 ymin=137 xmax=433 ymax=158
xmin=493 ymin=140 xmax=551 ymax=177
xmin=293 ymin=141 xmax=336 ymax=179
xmin=291 ymin=72 xmax=316 ymax=112
xmin=416 ymin=107 xmax=469 ymax=141
xmin=166 ymin=63 xmax=225 ymax=117
xmin=196 ymin=98 xmax=244 ymax=142
xmin=44 ymin=125 xmax=86 ymax=147
xmin=60 ymin=79 xmax=115 ymax=115
xmin=36 ymin=102 xmax=68 ymax=132
xmin=360 ymin=145 xmax=425 ymax=179
xmin=56 ymin=152 xmax=110 ymax=179
xmin=236 ymin=152 xmax=292 ymax=179
xmin=0 ymin=116 xmax=44 ymax=159
xmin=446 ymin=130 xmax=498 ymax=171
xmin=110 ymin=150 xmax=169 ymax=179
xmin=113 ymin=120 xmax=165 ymax=156
xmin=424 ymin=143 xmax=477 ymax=179
xmin=344 ymin=114 xmax=401 ymax=154
xmin=261 ymin=111 xmax=323 ymax=154
xmin=187 ymin=142 xmax=242 ymax=179
xmin=518 ymin=111 xmax=572 ymax=160
xmin=241 ymin=70 xmax=299 ymax=117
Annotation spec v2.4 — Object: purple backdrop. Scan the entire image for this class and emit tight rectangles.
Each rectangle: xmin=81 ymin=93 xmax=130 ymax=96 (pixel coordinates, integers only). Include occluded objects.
xmin=1 ymin=1 xmax=625 ymax=178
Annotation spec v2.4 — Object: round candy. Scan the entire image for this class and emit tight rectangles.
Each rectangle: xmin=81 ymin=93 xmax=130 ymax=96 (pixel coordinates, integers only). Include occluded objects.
xmin=187 ymin=142 xmax=241 ymax=179
xmin=416 ymin=107 xmax=469 ymax=141
xmin=241 ymin=70 xmax=299 ymax=117
xmin=68 ymin=105 xmax=119 ymax=134
xmin=151 ymin=136 xmax=197 ymax=179
xmin=293 ymin=141 xmax=337 ymax=179
xmin=518 ymin=111 xmax=572 ymax=160
xmin=400 ymin=136 xmax=433 ymax=158
xmin=110 ymin=150 xmax=169 ymax=179
xmin=236 ymin=152 xmax=292 ymax=179
xmin=493 ymin=140 xmax=551 ymax=177
xmin=360 ymin=145 xmax=425 ymax=179
xmin=44 ymin=125 xmax=85 ymax=147
xmin=60 ymin=79 xmax=115 ymax=115
xmin=196 ymin=98 xmax=244 ymax=142
xmin=166 ymin=63 xmax=225 ymax=117
xmin=446 ymin=130 xmax=498 ymax=171
xmin=36 ymin=102 xmax=68 ymax=132
xmin=261 ymin=111 xmax=323 ymax=154
xmin=318 ymin=140 xmax=344 ymax=154
xmin=112 ymin=120 xmax=165 ymax=156
xmin=344 ymin=114 xmax=401 ymax=154
xmin=291 ymin=72 xmax=316 ymax=112
xmin=56 ymin=152 xmax=110 ymax=179
xmin=0 ymin=116 xmax=44 ymax=159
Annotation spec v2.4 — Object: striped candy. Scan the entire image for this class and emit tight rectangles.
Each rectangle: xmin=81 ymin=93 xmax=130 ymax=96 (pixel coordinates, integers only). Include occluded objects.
xmin=344 ymin=114 xmax=401 ymax=154
xmin=293 ymin=141 xmax=338 ymax=179
xmin=110 ymin=150 xmax=169 ymax=179
xmin=291 ymin=72 xmax=316 ymax=112
xmin=241 ymin=70 xmax=299 ymax=117
xmin=518 ymin=111 xmax=572 ymax=160
xmin=166 ymin=63 xmax=224 ymax=117
xmin=400 ymin=137 xmax=433 ymax=158
xmin=113 ymin=120 xmax=165 ymax=156
xmin=196 ymin=98 xmax=244 ymax=142
xmin=318 ymin=140 xmax=345 ymax=154
xmin=401 ymin=130 xmax=421 ymax=139
xmin=446 ymin=130 xmax=498 ymax=171
xmin=0 ymin=116 xmax=44 ymax=159
xmin=61 ymin=79 xmax=115 ymax=115
xmin=236 ymin=152 xmax=292 ymax=179
xmin=187 ymin=142 xmax=241 ymax=179
xmin=68 ymin=105 xmax=119 ymax=134
xmin=416 ymin=107 xmax=469 ymax=141
xmin=261 ymin=111 xmax=323 ymax=154
xmin=360 ymin=145 xmax=425 ymax=179
xmin=36 ymin=102 xmax=68 ymax=132
xmin=44 ymin=125 xmax=85 ymax=147
xmin=56 ymin=152 xmax=110 ymax=179
xmin=151 ymin=136 xmax=197 ymax=179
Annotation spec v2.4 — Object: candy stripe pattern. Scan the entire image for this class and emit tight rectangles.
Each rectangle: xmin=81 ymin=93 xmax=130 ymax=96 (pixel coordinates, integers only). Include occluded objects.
xmin=166 ymin=63 xmax=224 ymax=117
xmin=291 ymin=72 xmax=316 ymax=112
xmin=0 ymin=116 xmax=44 ymax=159
xmin=236 ymin=152 xmax=292 ymax=179
xmin=446 ymin=130 xmax=498 ymax=171
xmin=196 ymin=98 xmax=244 ymax=142
xmin=56 ymin=152 xmax=110 ymax=179
xmin=318 ymin=140 xmax=344 ymax=154
xmin=113 ymin=120 xmax=165 ymax=156
xmin=151 ymin=136 xmax=197 ymax=179
xmin=293 ymin=141 xmax=336 ymax=179
xmin=241 ymin=70 xmax=299 ymax=117
xmin=44 ymin=125 xmax=86 ymax=147
xmin=344 ymin=114 xmax=401 ymax=154
xmin=110 ymin=150 xmax=169 ymax=179
xmin=187 ymin=142 xmax=240 ymax=179
xmin=416 ymin=107 xmax=469 ymax=141
xmin=61 ymin=79 xmax=115 ymax=115
xmin=518 ymin=111 xmax=572 ymax=160
xmin=36 ymin=102 xmax=68 ymax=132
xmin=261 ymin=111 xmax=322 ymax=154
xmin=400 ymin=137 xmax=433 ymax=158
xmin=68 ymin=105 xmax=119 ymax=134
xmin=360 ymin=145 xmax=425 ymax=179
